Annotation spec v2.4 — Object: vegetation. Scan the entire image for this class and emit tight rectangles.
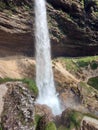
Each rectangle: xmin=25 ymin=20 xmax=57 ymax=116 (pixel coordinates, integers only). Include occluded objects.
xmin=79 ymin=81 xmax=97 ymax=95
xmin=88 ymin=76 xmax=98 ymax=90
xmin=0 ymin=78 xmax=38 ymax=96
xmin=59 ymin=56 xmax=98 ymax=73
xmin=58 ymin=110 xmax=83 ymax=130
xmin=68 ymin=110 xmax=83 ymax=129
xmin=58 ymin=109 xmax=98 ymax=130
xmin=35 ymin=115 xmax=42 ymax=124
xmin=45 ymin=122 xmax=57 ymax=130
xmin=35 ymin=114 xmax=42 ymax=130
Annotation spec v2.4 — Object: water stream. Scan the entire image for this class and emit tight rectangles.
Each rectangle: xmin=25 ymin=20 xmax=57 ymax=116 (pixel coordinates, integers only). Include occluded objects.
xmin=35 ymin=0 xmax=61 ymax=115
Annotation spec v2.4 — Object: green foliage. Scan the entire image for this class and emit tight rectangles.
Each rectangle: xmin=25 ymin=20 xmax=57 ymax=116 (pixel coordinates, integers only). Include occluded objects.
xmin=35 ymin=115 xmax=42 ymax=125
xmin=69 ymin=111 xmax=80 ymax=128
xmin=45 ymin=122 xmax=57 ymax=130
xmin=90 ymin=61 xmax=98 ymax=70
xmin=87 ymin=76 xmax=98 ymax=90
xmin=0 ymin=78 xmax=38 ymax=96
xmin=22 ymin=78 xmax=38 ymax=96
xmin=76 ymin=60 xmax=89 ymax=67
xmin=35 ymin=114 xmax=42 ymax=129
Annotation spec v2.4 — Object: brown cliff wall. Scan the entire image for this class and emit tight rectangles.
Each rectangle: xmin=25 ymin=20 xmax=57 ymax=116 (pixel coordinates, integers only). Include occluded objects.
xmin=0 ymin=0 xmax=98 ymax=57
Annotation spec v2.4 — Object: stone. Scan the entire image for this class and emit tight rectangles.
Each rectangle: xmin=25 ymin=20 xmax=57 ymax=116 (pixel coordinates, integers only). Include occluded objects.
xmin=0 ymin=0 xmax=98 ymax=57
xmin=1 ymin=82 xmax=35 ymax=130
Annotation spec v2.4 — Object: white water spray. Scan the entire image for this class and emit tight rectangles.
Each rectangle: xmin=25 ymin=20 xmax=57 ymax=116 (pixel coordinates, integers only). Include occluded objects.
xmin=35 ymin=0 xmax=61 ymax=115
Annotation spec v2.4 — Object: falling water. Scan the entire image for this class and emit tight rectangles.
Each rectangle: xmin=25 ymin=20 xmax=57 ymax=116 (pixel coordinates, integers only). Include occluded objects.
xmin=35 ymin=0 xmax=61 ymax=115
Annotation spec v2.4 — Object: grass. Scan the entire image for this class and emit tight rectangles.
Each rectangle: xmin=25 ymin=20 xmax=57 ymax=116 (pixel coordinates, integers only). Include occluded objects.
xmin=0 ymin=78 xmax=38 ymax=96
xmin=87 ymin=76 xmax=98 ymax=90
xmin=60 ymin=58 xmax=79 ymax=73
xmin=79 ymin=81 xmax=98 ymax=96
xmin=59 ymin=56 xmax=98 ymax=73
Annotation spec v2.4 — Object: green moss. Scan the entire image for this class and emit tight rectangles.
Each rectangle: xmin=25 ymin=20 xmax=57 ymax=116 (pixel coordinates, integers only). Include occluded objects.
xmin=35 ymin=114 xmax=42 ymax=126
xmin=0 ymin=78 xmax=38 ymax=96
xmin=45 ymin=122 xmax=57 ymax=130
xmin=87 ymin=76 xmax=98 ymax=90
xmin=59 ymin=56 xmax=98 ymax=74
xmin=69 ymin=111 xmax=82 ymax=128
xmin=35 ymin=115 xmax=44 ymax=130
xmin=22 ymin=78 xmax=38 ymax=96
xmin=58 ymin=110 xmax=83 ymax=130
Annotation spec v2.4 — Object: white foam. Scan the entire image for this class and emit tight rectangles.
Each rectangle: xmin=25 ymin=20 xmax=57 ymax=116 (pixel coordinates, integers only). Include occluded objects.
xmin=34 ymin=0 xmax=62 ymax=115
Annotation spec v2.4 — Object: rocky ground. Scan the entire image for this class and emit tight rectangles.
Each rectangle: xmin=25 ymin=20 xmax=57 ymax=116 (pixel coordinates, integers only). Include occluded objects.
xmin=1 ymin=82 xmax=35 ymax=130
xmin=0 ymin=55 xmax=98 ymax=130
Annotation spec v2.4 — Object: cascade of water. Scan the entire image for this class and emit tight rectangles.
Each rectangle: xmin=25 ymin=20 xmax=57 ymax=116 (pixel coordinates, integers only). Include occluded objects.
xmin=35 ymin=0 xmax=61 ymax=115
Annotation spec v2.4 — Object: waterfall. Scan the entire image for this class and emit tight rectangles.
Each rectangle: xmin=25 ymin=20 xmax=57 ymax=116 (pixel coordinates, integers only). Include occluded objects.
xmin=34 ymin=0 xmax=61 ymax=115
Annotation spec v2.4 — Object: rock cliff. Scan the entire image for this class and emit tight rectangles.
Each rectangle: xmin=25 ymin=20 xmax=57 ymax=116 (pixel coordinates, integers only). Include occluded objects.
xmin=0 ymin=0 xmax=98 ymax=57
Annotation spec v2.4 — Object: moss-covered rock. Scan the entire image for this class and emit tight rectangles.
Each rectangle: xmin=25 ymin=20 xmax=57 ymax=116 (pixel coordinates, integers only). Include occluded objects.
xmin=0 ymin=78 xmax=38 ymax=96
xmin=45 ymin=122 xmax=57 ymax=130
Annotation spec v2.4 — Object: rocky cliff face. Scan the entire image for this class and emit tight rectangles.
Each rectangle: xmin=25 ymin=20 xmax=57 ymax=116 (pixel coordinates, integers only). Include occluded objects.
xmin=0 ymin=0 xmax=98 ymax=57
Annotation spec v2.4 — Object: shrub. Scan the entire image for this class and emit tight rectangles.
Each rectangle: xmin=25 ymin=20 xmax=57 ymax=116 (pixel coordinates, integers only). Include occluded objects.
xmin=87 ymin=76 xmax=98 ymax=90
xmin=45 ymin=122 xmax=57 ymax=130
